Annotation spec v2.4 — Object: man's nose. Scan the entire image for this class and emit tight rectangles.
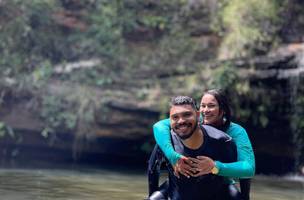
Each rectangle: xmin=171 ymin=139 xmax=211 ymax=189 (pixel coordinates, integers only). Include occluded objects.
xmin=177 ymin=117 xmax=186 ymax=124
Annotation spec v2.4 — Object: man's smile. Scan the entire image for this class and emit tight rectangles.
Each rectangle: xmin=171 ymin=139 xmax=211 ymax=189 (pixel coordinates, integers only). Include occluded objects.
xmin=176 ymin=123 xmax=192 ymax=132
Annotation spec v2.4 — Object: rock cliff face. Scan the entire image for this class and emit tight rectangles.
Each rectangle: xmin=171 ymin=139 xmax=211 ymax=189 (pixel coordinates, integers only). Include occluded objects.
xmin=0 ymin=44 xmax=303 ymax=174
xmin=0 ymin=81 xmax=160 ymax=166
xmin=239 ymin=46 xmax=304 ymax=175
xmin=1 ymin=0 xmax=304 ymax=174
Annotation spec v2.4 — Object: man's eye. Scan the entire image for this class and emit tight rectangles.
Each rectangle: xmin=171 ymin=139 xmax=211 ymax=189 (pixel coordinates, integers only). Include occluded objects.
xmin=172 ymin=116 xmax=178 ymax=121
xmin=184 ymin=113 xmax=191 ymax=118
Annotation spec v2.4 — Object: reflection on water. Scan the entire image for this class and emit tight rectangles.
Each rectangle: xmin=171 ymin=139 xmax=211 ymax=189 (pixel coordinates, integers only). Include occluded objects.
xmin=0 ymin=168 xmax=146 ymax=200
xmin=0 ymin=167 xmax=303 ymax=200
xmin=251 ymin=176 xmax=304 ymax=200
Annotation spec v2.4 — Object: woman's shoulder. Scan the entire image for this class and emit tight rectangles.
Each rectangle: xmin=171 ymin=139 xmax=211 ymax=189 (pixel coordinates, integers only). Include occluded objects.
xmin=227 ymin=122 xmax=247 ymax=135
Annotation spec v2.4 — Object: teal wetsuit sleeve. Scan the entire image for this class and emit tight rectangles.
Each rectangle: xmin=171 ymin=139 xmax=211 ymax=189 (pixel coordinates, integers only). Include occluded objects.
xmin=215 ymin=123 xmax=255 ymax=178
xmin=153 ymin=118 xmax=182 ymax=165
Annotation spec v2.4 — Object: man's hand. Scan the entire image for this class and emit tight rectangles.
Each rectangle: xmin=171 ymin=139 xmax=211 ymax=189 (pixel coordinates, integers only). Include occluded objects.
xmin=188 ymin=156 xmax=215 ymax=177
xmin=173 ymin=156 xmax=195 ymax=178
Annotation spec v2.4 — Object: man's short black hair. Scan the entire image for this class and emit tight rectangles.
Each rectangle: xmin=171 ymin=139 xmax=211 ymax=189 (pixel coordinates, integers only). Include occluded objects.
xmin=170 ymin=96 xmax=198 ymax=110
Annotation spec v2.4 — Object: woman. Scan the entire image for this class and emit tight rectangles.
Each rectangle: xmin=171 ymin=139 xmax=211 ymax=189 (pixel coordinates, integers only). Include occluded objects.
xmin=153 ymin=89 xmax=255 ymax=197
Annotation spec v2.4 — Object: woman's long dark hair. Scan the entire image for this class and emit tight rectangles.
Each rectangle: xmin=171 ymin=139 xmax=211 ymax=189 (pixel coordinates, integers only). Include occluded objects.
xmin=203 ymin=89 xmax=232 ymax=131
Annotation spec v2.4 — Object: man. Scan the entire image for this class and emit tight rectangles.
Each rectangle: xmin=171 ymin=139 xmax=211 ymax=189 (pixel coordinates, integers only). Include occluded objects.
xmin=152 ymin=96 xmax=237 ymax=200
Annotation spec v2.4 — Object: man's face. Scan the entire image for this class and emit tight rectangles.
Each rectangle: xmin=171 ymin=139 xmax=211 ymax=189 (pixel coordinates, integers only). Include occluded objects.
xmin=170 ymin=104 xmax=199 ymax=140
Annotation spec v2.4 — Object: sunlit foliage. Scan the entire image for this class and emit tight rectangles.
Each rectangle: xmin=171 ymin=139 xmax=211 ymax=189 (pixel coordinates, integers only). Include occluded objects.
xmin=216 ymin=0 xmax=285 ymax=59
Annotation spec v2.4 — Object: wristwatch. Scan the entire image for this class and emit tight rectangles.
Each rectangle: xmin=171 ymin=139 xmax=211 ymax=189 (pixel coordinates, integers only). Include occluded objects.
xmin=211 ymin=166 xmax=219 ymax=174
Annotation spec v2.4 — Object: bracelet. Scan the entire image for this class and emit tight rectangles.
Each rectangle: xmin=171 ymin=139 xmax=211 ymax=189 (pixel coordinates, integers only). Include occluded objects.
xmin=211 ymin=166 xmax=219 ymax=174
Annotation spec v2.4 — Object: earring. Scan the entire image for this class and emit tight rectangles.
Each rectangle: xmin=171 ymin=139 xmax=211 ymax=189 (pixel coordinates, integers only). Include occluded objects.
xmin=223 ymin=116 xmax=227 ymax=123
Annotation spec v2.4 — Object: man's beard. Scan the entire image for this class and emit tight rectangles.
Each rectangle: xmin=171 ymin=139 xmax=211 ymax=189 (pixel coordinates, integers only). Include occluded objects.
xmin=175 ymin=120 xmax=198 ymax=140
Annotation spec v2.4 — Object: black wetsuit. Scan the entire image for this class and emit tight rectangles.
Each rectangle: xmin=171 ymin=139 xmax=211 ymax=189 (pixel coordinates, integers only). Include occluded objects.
xmin=167 ymin=125 xmax=237 ymax=200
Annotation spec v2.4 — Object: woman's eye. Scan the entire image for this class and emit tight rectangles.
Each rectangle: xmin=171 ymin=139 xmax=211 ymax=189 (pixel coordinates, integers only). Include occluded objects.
xmin=200 ymin=104 xmax=217 ymax=109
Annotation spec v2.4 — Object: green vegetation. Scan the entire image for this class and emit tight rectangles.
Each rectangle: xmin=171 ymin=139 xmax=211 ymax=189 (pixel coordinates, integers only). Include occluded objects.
xmin=0 ymin=122 xmax=14 ymax=138
xmin=0 ymin=0 xmax=287 ymax=82
xmin=216 ymin=0 xmax=285 ymax=59
xmin=0 ymin=0 xmax=303 ymax=168
xmin=0 ymin=121 xmax=21 ymax=157
xmin=291 ymin=78 xmax=304 ymax=169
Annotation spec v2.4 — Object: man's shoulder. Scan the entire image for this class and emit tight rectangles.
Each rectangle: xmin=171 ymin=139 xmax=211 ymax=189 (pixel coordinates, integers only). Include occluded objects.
xmin=202 ymin=125 xmax=232 ymax=142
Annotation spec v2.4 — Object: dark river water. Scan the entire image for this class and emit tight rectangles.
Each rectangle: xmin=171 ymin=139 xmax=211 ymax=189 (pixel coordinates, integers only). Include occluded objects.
xmin=0 ymin=167 xmax=303 ymax=200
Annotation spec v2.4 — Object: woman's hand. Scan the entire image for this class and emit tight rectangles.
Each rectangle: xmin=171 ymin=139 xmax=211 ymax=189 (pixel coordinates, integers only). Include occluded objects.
xmin=188 ymin=156 xmax=215 ymax=177
xmin=173 ymin=156 xmax=195 ymax=178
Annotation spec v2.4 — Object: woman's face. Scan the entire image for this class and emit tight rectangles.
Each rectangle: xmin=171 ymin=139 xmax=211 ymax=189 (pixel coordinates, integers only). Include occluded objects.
xmin=200 ymin=94 xmax=224 ymax=126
